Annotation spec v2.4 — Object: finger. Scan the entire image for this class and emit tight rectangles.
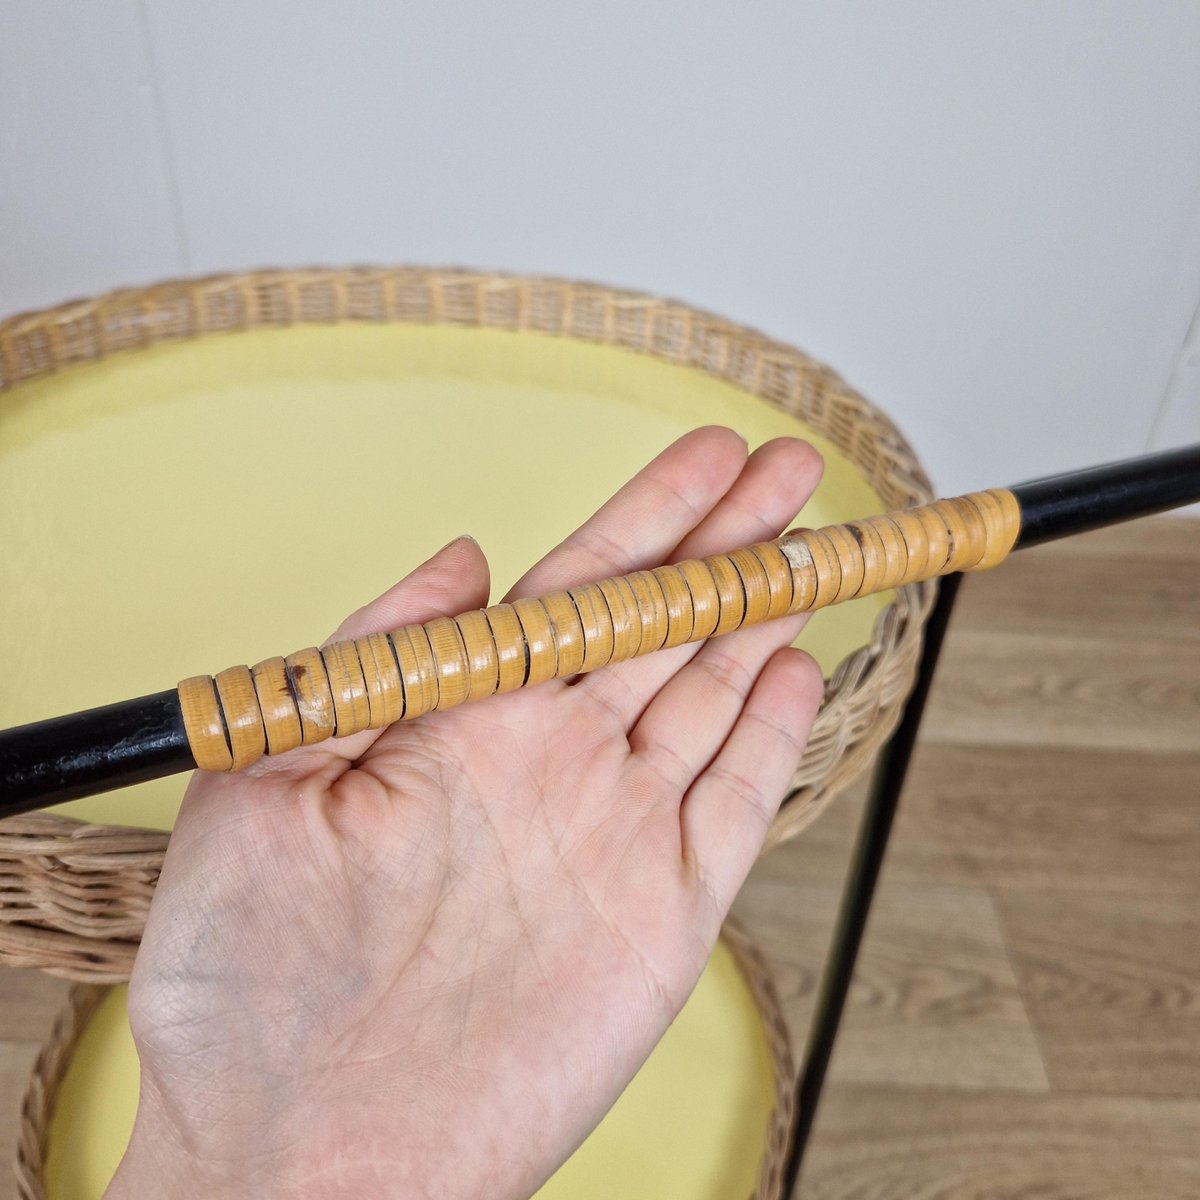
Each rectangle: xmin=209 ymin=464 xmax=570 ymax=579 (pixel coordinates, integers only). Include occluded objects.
xmin=327 ymin=535 xmax=490 ymax=644
xmin=247 ymin=536 xmax=492 ymax=778
xmin=670 ymin=436 xmax=823 ymax=562
xmin=580 ymin=437 xmax=823 ymax=727
xmin=681 ymin=647 xmax=824 ymax=919
xmin=628 ymin=611 xmax=809 ymax=789
xmin=503 ymin=426 xmax=749 ymax=602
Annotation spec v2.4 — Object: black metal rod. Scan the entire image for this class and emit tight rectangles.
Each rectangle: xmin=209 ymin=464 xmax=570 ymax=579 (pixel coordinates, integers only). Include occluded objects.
xmin=0 ymin=692 xmax=193 ymax=818
xmin=1012 ymin=443 xmax=1200 ymax=547
xmin=782 ymin=571 xmax=962 ymax=1194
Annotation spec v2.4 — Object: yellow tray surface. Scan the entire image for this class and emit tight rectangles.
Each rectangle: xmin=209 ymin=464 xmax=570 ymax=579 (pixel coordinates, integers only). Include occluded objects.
xmin=46 ymin=940 xmax=779 ymax=1200
xmin=1 ymin=323 xmax=884 ymax=833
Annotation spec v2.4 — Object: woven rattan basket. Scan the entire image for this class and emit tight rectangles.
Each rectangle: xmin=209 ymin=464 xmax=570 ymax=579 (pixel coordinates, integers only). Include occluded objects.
xmin=14 ymin=921 xmax=794 ymax=1200
xmin=0 ymin=268 xmax=933 ymax=982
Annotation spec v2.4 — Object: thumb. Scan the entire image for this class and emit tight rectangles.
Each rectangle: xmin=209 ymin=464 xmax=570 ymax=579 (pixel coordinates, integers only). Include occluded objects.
xmin=243 ymin=535 xmax=491 ymax=780
xmin=326 ymin=535 xmax=491 ymax=644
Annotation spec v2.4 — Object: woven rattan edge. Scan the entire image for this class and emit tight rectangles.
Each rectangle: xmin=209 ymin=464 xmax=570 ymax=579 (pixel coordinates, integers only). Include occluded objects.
xmin=0 ymin=267 xmax=934 ymax=980
xmin=12 ymin=924 xmax=792 ymax=1200
xmin=0 ymin=268 xmax=932 ymax=501
xmin=718 ymin=919 xmax=796 ymax=1200
xmin=764 ymin=575 xmax=935 ymax=849
xmin=14 ymin=982 xmax=107 ymax=1200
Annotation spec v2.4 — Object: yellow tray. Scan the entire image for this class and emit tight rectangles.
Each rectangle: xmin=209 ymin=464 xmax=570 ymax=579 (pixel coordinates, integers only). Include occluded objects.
xmin=39 ymin=934 xmax=788 ymax=1200
xmin=1 ymin=318 xmax=886 ymax=834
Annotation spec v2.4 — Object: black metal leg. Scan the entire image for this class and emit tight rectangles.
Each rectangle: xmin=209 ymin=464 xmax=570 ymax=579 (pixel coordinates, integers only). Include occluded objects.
xmin=782 ymin=571 xmax=963 ymax=1196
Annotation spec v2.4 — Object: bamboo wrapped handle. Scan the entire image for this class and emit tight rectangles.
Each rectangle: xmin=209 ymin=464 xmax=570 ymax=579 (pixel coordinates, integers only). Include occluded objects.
xmin=178 ymin=489 xmax=1021 ymax=773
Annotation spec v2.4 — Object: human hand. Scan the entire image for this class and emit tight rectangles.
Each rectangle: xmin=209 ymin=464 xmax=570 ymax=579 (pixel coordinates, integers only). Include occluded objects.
xmin=108 ymin=428 xmax=825 ymax=1200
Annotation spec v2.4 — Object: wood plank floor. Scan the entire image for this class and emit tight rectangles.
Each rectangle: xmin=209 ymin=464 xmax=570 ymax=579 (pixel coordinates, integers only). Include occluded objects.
xmin=1 ymin=516 xmax=1197 ymax=1197
xmin=736 ymin=516 xmax=1200 ymax=1197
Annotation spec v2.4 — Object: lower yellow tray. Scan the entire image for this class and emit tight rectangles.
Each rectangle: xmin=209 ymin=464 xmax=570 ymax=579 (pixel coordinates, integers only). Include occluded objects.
xmin=44 ymin=938 xmax=785 ymax=1200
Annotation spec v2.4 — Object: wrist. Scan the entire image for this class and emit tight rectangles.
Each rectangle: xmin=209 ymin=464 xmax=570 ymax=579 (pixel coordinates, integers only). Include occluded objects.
xmin=105 ymin=1075 xmax=288 ymax=1200
xmin=105 ymin=1085 xmax=433 ymax=1200
xmin=105 ymin=1104 xmax=241 ymax=1200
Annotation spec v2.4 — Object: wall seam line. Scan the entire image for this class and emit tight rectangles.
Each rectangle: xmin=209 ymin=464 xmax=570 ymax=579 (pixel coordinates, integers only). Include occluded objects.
xmin=135 ymin=0 xmax=191 ymax=273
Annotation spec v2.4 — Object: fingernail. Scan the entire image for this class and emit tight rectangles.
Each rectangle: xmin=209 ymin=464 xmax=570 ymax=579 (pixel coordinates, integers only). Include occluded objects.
xmin=439 ymin=534 xmax=478 ymax=552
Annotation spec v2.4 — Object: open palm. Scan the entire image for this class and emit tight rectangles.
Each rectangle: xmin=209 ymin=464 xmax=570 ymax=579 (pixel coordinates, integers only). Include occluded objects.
xmin=113 ymin=429 xmax=825 ymax=1200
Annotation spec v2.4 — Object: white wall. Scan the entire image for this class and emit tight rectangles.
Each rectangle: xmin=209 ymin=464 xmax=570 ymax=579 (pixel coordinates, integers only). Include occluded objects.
xmin=3 ymin=1 xmax=1199 ymax=497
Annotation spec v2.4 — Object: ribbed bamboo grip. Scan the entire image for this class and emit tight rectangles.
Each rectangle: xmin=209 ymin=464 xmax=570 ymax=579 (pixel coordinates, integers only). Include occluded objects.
xmin=178 ymin=488 xmax=1020 ymax=774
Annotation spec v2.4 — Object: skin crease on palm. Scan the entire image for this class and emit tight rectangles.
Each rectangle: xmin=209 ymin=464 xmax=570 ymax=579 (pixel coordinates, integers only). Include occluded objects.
xmin=104 ymin=428 xmax=826 ymax=1200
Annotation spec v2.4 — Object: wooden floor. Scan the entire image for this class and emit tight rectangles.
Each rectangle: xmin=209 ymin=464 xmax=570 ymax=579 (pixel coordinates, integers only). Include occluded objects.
xmin=735 ymin=516 xmax=1200 ymax=1198
xmin=2 ymin=517 xmax=1198 ymax=1197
